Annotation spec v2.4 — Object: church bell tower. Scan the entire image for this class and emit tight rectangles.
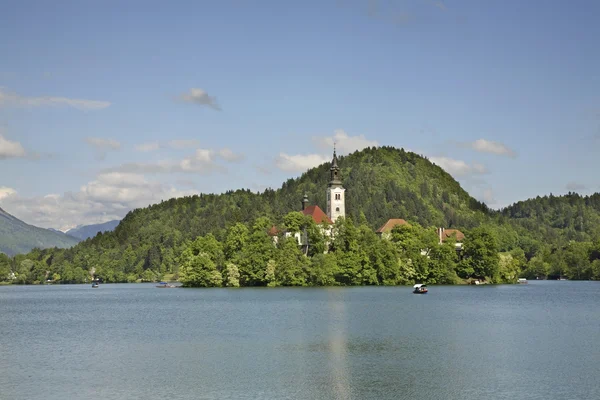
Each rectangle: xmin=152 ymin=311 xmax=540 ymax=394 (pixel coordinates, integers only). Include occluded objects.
xmin=326 ymin=145 xmax=345 ymax=222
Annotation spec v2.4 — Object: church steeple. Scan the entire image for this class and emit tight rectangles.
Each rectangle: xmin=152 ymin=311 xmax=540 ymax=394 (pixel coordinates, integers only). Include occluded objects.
xmin=326 ymin=144 xmax=345 ymax=222
xmin=329 ymin=144 xmax=342 ymax=187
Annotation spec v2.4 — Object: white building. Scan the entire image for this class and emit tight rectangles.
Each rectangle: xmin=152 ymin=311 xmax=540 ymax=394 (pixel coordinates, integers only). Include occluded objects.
xmin=326 ymin=148 xmax=345 ymax=223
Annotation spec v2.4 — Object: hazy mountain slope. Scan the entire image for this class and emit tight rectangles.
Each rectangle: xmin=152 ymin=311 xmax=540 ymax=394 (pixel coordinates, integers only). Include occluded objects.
xmin=0 ymin=207 xmax=80 ymax=256
xmin=66 ymin=220 xmax=120 ymax=241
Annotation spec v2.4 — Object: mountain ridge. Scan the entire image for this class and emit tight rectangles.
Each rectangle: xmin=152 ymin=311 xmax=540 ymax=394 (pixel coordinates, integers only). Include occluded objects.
xmin=65 ymin=220 xmax=121 ymax=241
xmin=0 ymin=207 xmax=80 ymax=256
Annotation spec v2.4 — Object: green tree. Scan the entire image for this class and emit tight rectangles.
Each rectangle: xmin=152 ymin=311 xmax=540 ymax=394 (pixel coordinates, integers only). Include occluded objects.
xmin=179 ymin=249 xmax=222 ymax=287
xmin=238 ymin=218 xmax=275 ymax=286
xmin=460 ymin=226 xmax=500 ymax=280
xmin=275 ymin=237 xmax=307 ymax=286
xmin=308 ymin=253 xmax=339 ymax=286
xmin=283 ymin=211 xmax=305 ymax=233
xmin=224 ymin=223 xmax=249 ymax=262
xmin=223 ymin=262 xmax=241 ymax=287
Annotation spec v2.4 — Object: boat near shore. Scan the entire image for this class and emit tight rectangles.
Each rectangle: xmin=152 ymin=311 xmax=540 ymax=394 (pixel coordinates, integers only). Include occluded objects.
xmin=156 ymin=282 xmax=177 ymax=288
xmin=517 ymin=278 xmax=527 ymax=284
xmin=413 ymin=284 xmax=428 ymax=294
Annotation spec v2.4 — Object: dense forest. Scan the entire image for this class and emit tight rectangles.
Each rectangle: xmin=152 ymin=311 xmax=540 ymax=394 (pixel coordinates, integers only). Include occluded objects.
xmin=2 ymin=146 xmax=600 ymax=285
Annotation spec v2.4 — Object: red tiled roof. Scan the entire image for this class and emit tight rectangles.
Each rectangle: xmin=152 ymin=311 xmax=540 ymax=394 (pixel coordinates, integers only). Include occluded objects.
xmin=302 ymin=205 xmax=333 ymax=225
xmin=267 ymin=225 xmax=280 ymax=236
xmin=437 ymin=228 xmax=465 ymax=242
xmin=376 ymin=218 xmax=410 ymax=233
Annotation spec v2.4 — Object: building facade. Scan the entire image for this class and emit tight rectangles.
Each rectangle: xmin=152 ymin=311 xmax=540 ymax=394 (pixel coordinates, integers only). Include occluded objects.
xmin=326 ymin=148 xmax=345 ymax=223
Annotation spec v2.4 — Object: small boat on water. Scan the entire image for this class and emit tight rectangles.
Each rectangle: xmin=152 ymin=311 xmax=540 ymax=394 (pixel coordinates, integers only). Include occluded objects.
xmin=413 ymin=284 xmax=428 ymax=294
xmin=91 ymin=282 xmax=99 ymax=288
xmin=517 ymin=278 xmax=527 ymax=284
xmin=156 ymin=281 xmax=176 ymax=288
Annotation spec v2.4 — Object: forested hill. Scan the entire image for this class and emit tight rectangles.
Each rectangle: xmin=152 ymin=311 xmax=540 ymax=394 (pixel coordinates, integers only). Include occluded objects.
xmin=114 ymin=145 xmax=489 ymax=245
xmin=5 ymin=146 xmax=600 ymax=284
xmin=500 ymin=192 xmax=600 ymax=245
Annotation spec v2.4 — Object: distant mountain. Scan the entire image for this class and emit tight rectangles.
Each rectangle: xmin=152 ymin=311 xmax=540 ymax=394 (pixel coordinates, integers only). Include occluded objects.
xmin=65 ymin=220 xmax=120 ymax=241
xmin=0 ymin=207 xmax=80 ymax=256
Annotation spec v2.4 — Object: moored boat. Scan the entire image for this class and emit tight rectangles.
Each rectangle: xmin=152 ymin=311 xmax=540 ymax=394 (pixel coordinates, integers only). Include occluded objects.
xmin=92 ymin=282 xmax=99 ymax=288
xmin=413 ymin=284 xmax=428 ymax=294
xmin=517 ymin=278 xmax=527 ymax=284
xmin=156 ymin=281 xmax=176 ymax=288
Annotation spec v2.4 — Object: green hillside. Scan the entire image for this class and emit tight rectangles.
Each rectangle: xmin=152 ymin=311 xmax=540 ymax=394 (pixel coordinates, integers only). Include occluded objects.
xmin=113 ymin=145 xmax=488 ymax=242
xmin=500 ymin=192 xmax=600 ymax=244
xmin=0 ymin=207 xmax=80 ymax=256
xmin=4 ymin=146 xmax=600 ymax=285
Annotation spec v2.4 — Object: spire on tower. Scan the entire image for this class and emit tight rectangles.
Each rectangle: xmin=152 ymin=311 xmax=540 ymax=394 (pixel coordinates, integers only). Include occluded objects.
xmin=332 ymin=143 xmax=339 ymax=168
xmin=328 ymin=145 xmax=342 ymax=186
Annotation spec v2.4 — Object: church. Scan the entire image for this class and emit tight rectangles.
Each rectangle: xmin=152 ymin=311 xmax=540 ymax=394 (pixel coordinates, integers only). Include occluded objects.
xmin=272 ymin=148 xmax=345 ymax=246
xmin=301 ymin=147 xmax=345 ymax=225
xmin=274 ymin=147 xmax=463 ymax=252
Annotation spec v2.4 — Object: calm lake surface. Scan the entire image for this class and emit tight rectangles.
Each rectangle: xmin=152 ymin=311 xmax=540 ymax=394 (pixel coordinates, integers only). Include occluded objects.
xmin=1 ymin=281 xmax=600 ymax=400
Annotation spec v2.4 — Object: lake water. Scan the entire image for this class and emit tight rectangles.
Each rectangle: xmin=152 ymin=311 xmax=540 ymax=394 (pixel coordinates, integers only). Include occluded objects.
xmin=1 ymin=281 xmax=599 ymax=400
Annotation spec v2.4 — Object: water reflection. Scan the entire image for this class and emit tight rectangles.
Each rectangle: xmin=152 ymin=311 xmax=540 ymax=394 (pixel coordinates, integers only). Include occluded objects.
xmin=325 ymin=293 xmax=351 ymax=400
xmin=3 ymin=283 xmax=600 ymax=400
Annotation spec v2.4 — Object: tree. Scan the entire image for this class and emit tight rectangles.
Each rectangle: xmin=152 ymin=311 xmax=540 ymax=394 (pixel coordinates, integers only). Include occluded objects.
xmin=461 ymin=226 xmax=500 ymax=280
xmin=179 ymin=249 xmax=222 ymax=287
xmin=238 ymin=218 xmax=275 ymax=286
xmin=428 ymin=239 xmax=458 ymax=284
xmin=308 ymin=253 xmax=338 ymax=286
xmin=223 ymin=263 xmax=241 ymax=287
xmin=224 ymin=223 xmax=249 ymax=262
xmin=0 ymin=253 xmax=10 ymax=281
xmin=525 ymin=256 xmax=550 ymax=279
xmin=275 ymin=237 xmax=307 ymax=286
xmin=283 ymin=212 xmax=304 ymax=233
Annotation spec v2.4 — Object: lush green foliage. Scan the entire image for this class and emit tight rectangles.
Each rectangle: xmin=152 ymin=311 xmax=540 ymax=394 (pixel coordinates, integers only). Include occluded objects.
xmin=3 ymin=147 xmax=600 ymax=285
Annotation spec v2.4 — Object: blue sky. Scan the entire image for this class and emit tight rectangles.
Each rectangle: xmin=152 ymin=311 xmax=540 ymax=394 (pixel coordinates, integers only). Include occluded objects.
xmin=1 ymin=0 xmax=599 ymax=230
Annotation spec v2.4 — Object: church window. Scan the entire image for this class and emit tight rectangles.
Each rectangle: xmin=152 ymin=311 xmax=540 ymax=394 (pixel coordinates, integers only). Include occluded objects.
xmin=336 ymin=207 xmax=340 ymax=212
xmin=335 ymin=193 xmax=341 ymax=200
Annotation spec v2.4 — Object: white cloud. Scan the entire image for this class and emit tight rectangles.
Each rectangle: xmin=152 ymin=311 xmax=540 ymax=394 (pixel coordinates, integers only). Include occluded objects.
xmin=134 ymin=142 xmax=160 ymax=152
xmin=104 ymin=147 xmax=227 ymax=175
xmin=430 ymin=156 xmax=488 ymax=177
xmin=168 ymin=139 xmax=201 ymax=149
xmin=179 ymin=148 xmax=225 ymax=173
xmin=0 ymin=88 xmax=110 ymax=111
xmin=274 ymin=129 xmax=377 ymax=173
xmin=217 ymin=148 xmax=244 ymax=162
xmin=179 ymin=88 xmax=221 ymax=110
xmin=0 ymin=186 xmax=17 ymax=200
xmin=0 ymin=134 xmax=26 ymax=159
xmin=85 ymin=137 xmax=121 ymax=150
xmin=104 ymin=160 xmax=179 ymax=174
xmin=0 ymin=174 xmax=198 ymax=230
xmin=463 ymin=139 xmax=516 ymax=158
xmin=313 ymin=129 xmax=379 ymax=154
xmin=275 ymin=153 xmax=330 ymax=172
